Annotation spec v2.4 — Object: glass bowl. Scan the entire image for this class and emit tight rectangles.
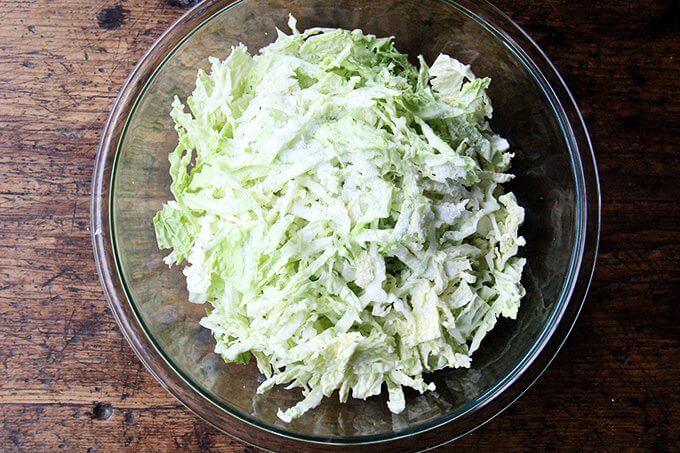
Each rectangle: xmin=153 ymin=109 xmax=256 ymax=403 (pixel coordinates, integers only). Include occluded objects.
xmin=91 ymin=0 xmax=600 ymax=449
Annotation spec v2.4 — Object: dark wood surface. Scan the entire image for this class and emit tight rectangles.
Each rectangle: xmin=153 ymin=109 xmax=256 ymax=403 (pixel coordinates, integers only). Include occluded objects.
xmin=1 ymin=0 xmax=678 ymax=451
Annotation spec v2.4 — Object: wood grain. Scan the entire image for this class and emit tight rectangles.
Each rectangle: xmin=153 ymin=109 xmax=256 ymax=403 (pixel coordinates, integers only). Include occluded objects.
xmin=0 ymin=0 xmax=678 ymax=451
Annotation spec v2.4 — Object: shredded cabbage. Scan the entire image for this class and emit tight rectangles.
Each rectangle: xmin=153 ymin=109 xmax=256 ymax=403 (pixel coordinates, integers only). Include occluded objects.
xmin=153 ymin=16 xmax=525 ymax=422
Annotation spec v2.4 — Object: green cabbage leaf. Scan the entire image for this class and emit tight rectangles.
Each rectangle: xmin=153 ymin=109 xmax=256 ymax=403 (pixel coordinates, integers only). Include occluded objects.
xmin=153 ymin=16 xmax=525 ymax=422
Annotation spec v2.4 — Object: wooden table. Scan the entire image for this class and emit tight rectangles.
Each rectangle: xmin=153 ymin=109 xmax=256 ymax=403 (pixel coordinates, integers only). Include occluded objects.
xmin=1 ymin=0 xmax=678 ymax=450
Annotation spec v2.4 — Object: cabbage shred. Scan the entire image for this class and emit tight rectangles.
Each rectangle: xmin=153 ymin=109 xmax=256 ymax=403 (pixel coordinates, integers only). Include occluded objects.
xmin=153 ymin=16 xmax=526 ymax=422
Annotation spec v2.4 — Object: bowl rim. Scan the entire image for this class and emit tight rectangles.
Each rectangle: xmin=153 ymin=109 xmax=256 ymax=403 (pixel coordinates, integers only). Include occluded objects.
xmin=91 ymin=0 xmax=601 ymax=449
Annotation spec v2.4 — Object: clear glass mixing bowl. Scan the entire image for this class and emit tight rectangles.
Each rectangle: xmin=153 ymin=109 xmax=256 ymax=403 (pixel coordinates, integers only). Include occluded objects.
xmin=91 ymin=0 xmax=600 ymax=449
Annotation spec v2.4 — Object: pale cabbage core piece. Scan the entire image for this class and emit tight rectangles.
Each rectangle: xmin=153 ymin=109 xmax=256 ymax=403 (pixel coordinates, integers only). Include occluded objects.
xmin=153 ymin=16 xmax=526 ymax=422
